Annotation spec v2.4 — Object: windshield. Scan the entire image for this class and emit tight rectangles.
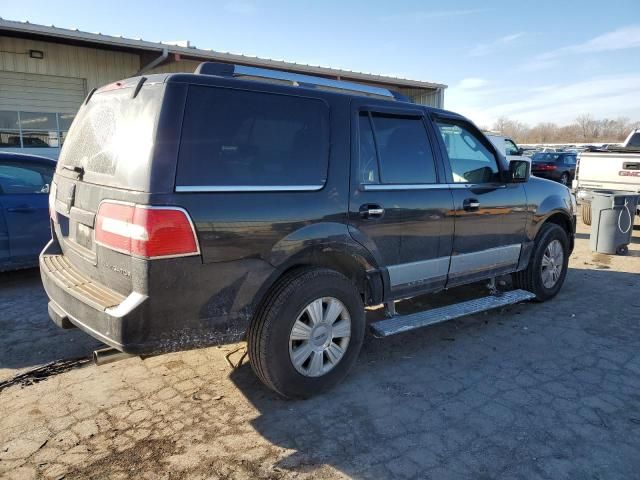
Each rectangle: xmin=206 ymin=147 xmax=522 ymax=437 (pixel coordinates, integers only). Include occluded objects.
xmin=627 ymin=132 xmax=640 ymax=148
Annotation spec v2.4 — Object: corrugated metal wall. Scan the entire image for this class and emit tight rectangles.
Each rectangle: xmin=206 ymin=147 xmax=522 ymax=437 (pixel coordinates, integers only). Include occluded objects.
xmin=397 ymin=87 xmax=444 ymax=108
xmin=145 ymin=59 xmax=200 ymax=74
xmin=0 ymin=36 xmax=140 ymax=93
xmin=0 ymin=71 xmax=86 ymax=113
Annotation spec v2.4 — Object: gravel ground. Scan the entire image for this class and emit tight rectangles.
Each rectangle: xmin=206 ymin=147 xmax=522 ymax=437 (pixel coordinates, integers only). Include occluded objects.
xmin=1 ymin=217 xmax=639 ymax=480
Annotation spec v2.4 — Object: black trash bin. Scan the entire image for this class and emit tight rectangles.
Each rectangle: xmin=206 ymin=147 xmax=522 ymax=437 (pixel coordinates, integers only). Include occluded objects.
xmin=589 ymin=190 xmax=639 ymax=255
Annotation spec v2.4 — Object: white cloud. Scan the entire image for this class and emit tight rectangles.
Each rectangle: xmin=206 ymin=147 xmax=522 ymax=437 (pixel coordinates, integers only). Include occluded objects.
xmin=224 ymin=1 xmax=257 ymax=15
xmin=457 ymin=77 xmax=489 ymax=90
xmin=522 ymin=25 xmax=640 ymax=71
xmin=469 ymin=32 xmax=525 ymax=57
xmin=447 ymin=74 xmax=640 ymax=126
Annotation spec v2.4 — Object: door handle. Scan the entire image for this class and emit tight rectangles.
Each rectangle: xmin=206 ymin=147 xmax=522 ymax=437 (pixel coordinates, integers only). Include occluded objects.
xmin=7 ymin=206 xmax=35 ymax=213
xmin=359 ymin=204 xmax=385 ymax=219
xmin=463 ymin=198 xmax=480 ymax=211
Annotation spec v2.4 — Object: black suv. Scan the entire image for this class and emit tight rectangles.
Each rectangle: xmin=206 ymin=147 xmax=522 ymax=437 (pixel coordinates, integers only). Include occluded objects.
xmin=41 ymin=63 xmax=576 ymax=398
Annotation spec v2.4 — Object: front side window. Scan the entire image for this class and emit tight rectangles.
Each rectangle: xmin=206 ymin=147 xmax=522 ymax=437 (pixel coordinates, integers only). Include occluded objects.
xmin=0 ymin=162 xmax=52 ymax=194
xmin=358 ymin=112 xmax=437 ymax=185
xmin=177 ymin=86 xmax=330 ymax=189
xmin=436 ymin=121 xmax=500 ymax=183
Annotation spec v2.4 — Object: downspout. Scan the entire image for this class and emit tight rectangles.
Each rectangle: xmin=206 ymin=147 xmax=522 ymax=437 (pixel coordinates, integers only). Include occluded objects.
xmin=136 ymin=47 xmax=169 ymax=75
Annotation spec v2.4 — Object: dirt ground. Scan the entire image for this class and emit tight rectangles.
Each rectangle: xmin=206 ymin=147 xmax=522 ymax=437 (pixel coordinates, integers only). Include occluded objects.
xmin=1 ymin=216 xmax=639 ymax=480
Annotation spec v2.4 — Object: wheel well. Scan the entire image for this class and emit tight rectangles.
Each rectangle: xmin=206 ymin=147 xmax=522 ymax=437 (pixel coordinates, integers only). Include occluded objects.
xmin=268 ymin=250 xmax=382 ymax=306
xmin=544 ymin=212 xmax=574 ymax=249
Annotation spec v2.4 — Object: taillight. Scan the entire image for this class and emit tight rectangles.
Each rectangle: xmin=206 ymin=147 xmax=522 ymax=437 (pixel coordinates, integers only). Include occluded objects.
xmin=535 ymin=164 xmax=557 ymax=171
xmin=95 ymin=201 xmax=200 ymax=259
xmin=49 ymin=182 xmax=58 ymax=222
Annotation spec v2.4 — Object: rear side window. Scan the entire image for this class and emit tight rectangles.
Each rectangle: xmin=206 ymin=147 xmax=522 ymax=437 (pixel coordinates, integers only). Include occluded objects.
xmin=177 ymin=86 xmax=329 ymax=190
xmin=358 ymin=112 xmax=437 ymax=185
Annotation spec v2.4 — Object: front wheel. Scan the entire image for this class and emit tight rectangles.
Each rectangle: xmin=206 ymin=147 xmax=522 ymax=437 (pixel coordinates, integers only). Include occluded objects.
xmin=512 ymin=223 xmax=570 ymax=301
xmin=248 ymin=268 xmax=365 ymax=399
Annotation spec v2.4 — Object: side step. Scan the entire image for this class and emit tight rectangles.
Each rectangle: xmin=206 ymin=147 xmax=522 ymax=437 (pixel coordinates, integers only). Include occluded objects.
xmin=370 ymin=289 xmax=536 ymax=338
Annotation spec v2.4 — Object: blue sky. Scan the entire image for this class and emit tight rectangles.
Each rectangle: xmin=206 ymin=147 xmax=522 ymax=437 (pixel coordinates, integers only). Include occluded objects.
xmin=3 ymin=0 xmax=639 ymax=126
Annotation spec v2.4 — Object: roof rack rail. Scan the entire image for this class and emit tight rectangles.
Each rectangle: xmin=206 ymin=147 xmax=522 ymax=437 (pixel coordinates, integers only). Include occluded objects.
xmin=194 ymin=62 xmax=397 ymax=99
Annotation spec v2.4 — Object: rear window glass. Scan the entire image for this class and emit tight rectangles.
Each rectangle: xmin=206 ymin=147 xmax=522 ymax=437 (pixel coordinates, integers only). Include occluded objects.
xmin=58 ymin=85 xmax=162 ymax=191
xmin=176 ymin=86 xmax=329 ymax=189
xmin=533 ymin=153 xmax=561 ymax=162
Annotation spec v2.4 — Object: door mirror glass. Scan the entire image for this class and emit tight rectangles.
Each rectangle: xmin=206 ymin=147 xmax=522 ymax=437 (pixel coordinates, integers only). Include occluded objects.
xmin=509 ymin=160 xmax=530 ymax=183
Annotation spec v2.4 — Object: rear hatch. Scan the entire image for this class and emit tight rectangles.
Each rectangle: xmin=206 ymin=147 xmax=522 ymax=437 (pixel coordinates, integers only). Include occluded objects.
xmin=51 ymin=78 xmax=167 ymax=296
xmin=531 ymin=153 xmax=559 ymax=173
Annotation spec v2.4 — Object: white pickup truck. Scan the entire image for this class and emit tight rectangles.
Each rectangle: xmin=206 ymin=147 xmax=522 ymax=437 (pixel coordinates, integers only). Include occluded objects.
xmin=573 ymin=130 xmax=640 ymax=224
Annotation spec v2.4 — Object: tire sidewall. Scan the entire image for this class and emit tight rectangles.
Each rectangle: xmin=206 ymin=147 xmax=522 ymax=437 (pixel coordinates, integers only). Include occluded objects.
xmin=265 ymin=272 xmax=365 ymax=398
xmin=530 ymin=225 xmax=570 ymax=300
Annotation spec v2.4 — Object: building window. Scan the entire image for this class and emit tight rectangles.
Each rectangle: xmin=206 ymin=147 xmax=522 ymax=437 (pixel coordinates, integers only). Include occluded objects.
xmin=0 ymin=110 xmax=74 ymax=150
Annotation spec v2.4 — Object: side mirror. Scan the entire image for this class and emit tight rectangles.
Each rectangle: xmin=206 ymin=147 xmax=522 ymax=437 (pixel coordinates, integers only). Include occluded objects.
xmin=517 ymin=147 xmax=524 ymax=155
xmin=508 ymin=160 xmax=530 ymax=183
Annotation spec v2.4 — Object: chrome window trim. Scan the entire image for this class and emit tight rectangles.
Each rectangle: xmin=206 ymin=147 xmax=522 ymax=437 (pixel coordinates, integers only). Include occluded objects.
xmin=360 ymin=183 xmax=507 ymax=191
xmin=361 ymin=183 xmax=447 ymax=191
xmin=175 ymin=185 xmax=324 ymax=193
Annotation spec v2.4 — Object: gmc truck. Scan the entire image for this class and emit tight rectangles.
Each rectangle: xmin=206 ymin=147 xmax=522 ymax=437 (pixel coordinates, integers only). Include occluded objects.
xmin=574 ymin=130 xmax=640 ymax=224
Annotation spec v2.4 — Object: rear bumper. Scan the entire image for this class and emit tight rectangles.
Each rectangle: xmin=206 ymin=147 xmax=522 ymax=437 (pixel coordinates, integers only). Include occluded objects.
xmin=40 ymin=240 xmax=276 ymax=355
xmin=40 ymin=244 xmax=150 ymax=354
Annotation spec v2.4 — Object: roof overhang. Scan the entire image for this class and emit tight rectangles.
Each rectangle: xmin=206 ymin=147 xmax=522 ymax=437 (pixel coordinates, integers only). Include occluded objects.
xmin=0 ymin=18 xmax=447 ymax=91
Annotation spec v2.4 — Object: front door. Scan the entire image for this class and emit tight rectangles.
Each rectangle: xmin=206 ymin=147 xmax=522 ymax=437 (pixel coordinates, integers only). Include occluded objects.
xmin=348 ymin=102 xmax=454 ymax=298
xmin=433 ymin=116 xmax=528 ymax=287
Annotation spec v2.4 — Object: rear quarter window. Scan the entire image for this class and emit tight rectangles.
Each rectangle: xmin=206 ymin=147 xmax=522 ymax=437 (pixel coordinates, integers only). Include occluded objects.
xmin=176 ymin=86 xmax=329 ymax=190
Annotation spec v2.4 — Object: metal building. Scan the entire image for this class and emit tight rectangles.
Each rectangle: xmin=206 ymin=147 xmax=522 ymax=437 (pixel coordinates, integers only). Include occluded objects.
xmin=0 ymin=18 xmax=447 ymax=159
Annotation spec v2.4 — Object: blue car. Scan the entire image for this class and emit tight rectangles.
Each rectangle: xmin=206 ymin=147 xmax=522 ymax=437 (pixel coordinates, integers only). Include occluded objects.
xmin=0 ymin=152 xmax=56 ymax=272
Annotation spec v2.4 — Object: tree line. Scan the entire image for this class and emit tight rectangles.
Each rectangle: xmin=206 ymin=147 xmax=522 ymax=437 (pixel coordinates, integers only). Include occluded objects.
xmin=486 ymin=115 xmax=640 ymax=145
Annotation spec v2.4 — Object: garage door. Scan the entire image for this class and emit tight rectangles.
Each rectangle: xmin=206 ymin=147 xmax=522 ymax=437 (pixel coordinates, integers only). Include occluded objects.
xmin=0 ymin=71 xmax=86 ymax=114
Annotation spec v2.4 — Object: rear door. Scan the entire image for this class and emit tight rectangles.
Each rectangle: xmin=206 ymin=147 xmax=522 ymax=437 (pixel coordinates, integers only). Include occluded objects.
xmin=433 ymin=115 xmax=528 ymax=286
xmin=0 ymin=160 xmax=52 ymax=263
xmin=51 ymin=80 xmax=167 ymax=295
xmin=348 ymin=101 xmax=454 ymax=297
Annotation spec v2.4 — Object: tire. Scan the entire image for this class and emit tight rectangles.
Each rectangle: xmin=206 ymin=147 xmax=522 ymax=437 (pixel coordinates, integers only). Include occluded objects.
xmin=581 ymin=203 xmax=592 ymax=226
xmin=560 ymin=172 xmax=569 ymax=186
xmin=512 ymin=223 xmax=570 ymax=302
xmin=247 ymin=268 xmax=365 ymax=399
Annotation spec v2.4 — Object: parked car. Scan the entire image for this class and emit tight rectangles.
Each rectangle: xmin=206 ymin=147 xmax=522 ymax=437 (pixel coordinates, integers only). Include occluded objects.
xmin=0 ymin=152 xmax=55 ymax=272
xmin=573 ymin=130 xmax=640 ymax=225
xmin=484 ymin=133 xmax=530 ymax=163
xmin=531 ymin=152 xmax=577 ymax=186
xmin=41 ymin=63 xmax=576 ymax=398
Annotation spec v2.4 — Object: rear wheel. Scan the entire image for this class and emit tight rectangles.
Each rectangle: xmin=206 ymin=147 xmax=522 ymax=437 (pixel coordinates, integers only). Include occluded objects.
xmin=560 ymin=172 xmax=570 ymax=186
xmin=248 ymin=268 xmax=365 ymax=399
xmin=512 ymin=223 xmax=570 ymax=301
xmin=581 ymin=203 xmax=592 ymax=225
